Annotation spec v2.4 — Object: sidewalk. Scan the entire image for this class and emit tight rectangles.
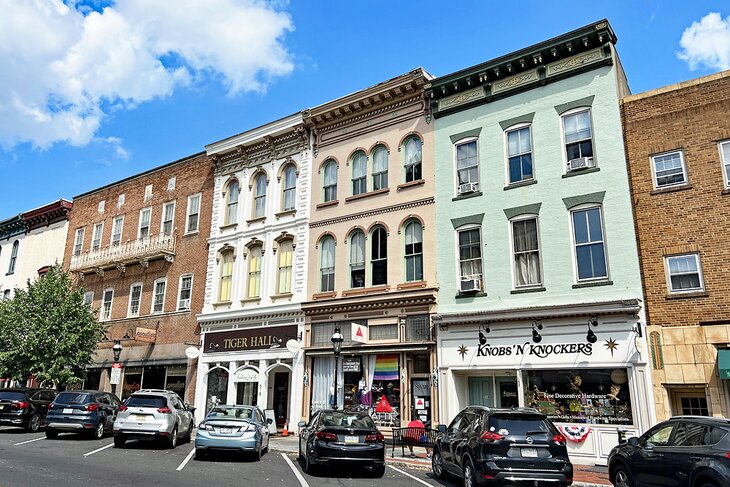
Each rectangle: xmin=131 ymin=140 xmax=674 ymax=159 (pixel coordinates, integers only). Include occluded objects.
xmin=268 ymin=435 xmax=612 ymax=486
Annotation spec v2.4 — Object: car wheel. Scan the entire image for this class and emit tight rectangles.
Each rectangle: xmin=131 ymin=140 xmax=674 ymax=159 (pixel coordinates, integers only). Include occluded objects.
xmin=431 ymin=449 xmax=446 ymax=479
xmin=463 ymin=456 xmax=477 ymax=487
xmin=91 ymin=421 xmax=105 ymax=440
xmin=254 ymin=441 xmax=262 ymax=461
xmin=371 ymin=465 xmax=386 ymax=478
xmin=303 ymin=451 xmax=315 ymax=474
xmin=45 ymin=428 xmax=58 ymax=439
xmin=262 ymin=435 xmax=269 ymax=454
xmin=114 ymin=435 xmax=126 ymax=448
xmin=168 ymin=425 xmax=178 ymax=449
xmin=612 ymin=464 xmax=634 ymax=487
xmin=27 ymin=414 xmax=42 ymax=432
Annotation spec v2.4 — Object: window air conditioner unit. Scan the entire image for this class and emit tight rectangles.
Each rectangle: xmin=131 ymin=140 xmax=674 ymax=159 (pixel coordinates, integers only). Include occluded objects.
xmin=457 ymin=182 xmax=479 ymax=195
xmin=567 ymin=157 xmax=595 ymax=172
xmin=459 ymin=278 xmax=481 ymax=293
xmin=179 ymin=299 xmax=190 ymax=310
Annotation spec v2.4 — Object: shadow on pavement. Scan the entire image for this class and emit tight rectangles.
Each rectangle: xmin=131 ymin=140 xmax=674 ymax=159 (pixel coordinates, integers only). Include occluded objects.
xmin=194 ymin=450 xmax=264 ymax=463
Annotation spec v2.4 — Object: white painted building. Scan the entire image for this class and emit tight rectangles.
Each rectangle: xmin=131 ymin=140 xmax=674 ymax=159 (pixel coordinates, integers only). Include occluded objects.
xmin=194 ymin=114 xmax=311 ymax=431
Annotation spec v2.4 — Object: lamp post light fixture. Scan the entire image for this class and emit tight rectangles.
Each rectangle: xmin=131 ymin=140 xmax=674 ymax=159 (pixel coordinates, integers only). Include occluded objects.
xmin=331 ymin=326 xmax=344 ymax=410
xmin=112 ymin=340 xmax=123 ymax=362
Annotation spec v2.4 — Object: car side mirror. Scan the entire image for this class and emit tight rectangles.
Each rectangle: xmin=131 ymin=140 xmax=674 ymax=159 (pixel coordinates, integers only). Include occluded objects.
xmin=188 ymin=407 xmax=196 ymax=415
xmin=627 ymin=437 xmax=640 ymax=447
xmin=438 ymin=424 xmax=447 ymax=433
xmin=298 ymin=421 xmax=307 ymax=429
xmin=267 ymin=418 xmax=273 ymax=424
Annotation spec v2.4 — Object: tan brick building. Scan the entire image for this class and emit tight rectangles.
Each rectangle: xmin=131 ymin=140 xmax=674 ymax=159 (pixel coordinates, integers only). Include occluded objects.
xmin=63 ymin=153 xmax=214 ymax=403
xmin=621 ymin=70 xmax=730 ymax=420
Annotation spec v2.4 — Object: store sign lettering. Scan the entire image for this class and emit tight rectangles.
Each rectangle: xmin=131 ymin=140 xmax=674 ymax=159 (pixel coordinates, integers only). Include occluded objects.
xmin=477 ymin=342 xmax=593 ymax=358
xmin=222 ymin=335 xmax=278 ymax=350
xmin=204 ymin=325 xmax=298 ymax=353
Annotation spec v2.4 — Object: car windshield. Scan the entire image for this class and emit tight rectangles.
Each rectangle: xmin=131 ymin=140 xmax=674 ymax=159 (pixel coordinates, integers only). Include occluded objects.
xmin=207 ymin=407 xmax=254 ymax=421
xmin=55 ymin=392 xmax=91 ymax=405
xmin=125 ymin=396 xmax=166 ymax=408
xmin=0 ymin=391 xmax=27 ymax=401
xmin=489 ymin=414 xmax=553 ymax=436
xmin=322 ymin=411 xmax=376 ymax=429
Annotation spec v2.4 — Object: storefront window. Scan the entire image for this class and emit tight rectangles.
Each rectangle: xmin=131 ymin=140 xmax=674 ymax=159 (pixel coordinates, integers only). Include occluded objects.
xmin=165 ymin=365 xmax=187 ymax=400
xmin=122 ymin=367 xmax=142 ymax=400
xmin=343 ymin=356 xmax=364 ymax=409
xmin=370 ymin=354 xmax=401 ymax=427
xmin=236 ymin=382 xmax=258 ymax=406
xmin=83 ymin=369 xmax=102 ymax=391
xmin=206 ymin=367 xmax=229 ymax=414
xmin=524 ymin=368 xmax=632 ymax=425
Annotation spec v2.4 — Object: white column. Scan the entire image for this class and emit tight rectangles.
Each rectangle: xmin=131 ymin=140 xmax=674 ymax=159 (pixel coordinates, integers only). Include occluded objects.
xmin=193 ymin=360 xmax=208 ymax=424
xmin=258 ymin=359 xmax=269 ymax=410
xmin=290 ymin=351 xmax=304 ymax=432
xmin=227 ymin=360 xmax=237 ymax=404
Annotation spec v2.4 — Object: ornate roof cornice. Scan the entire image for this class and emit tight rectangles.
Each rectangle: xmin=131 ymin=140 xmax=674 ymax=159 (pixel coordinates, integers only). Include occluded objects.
xmin=0 ymin=215 xmax=25 ymax=241
xmin=302 ymin=287 xmax=438 ymax=316
xmin=309 ymin=197 xmax=434 ymax=229
xmin=22 ymin=199 xmax=73 ymax=231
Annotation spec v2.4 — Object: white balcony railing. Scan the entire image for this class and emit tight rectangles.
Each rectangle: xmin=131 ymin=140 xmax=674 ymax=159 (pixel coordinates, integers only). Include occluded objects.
xmin=70 ymin=233 xmax=176 ymax=273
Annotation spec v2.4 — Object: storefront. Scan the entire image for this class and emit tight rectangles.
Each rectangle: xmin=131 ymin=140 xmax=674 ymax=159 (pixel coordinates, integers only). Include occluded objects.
xmin=436 ymin=307 xmax=654 ymax=465
xmin=194 ymin=323 xmax=305 ymax=428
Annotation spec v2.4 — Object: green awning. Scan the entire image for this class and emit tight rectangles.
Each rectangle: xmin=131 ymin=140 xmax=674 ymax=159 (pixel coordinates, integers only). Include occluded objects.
xmin=718 ymin=350 xmax=730 ymax=379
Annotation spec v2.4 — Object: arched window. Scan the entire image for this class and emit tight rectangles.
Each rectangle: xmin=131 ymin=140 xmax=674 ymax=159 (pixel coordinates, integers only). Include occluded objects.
xmin=277 ymin=240 xmax=293 ymax=294
xmin=206 ymin=367 xmax=228 ymax=415
xmin=404 ymin=221 xmax=423 ymax=282
xmin=253 ymin=174 xmax=267 ymax=219
xmin=404 ymin=137 xmax=422 ymax=183
xmin=371 ymin=227 xmax=387 ymax=285
xmin=352 ymin=152 xmax=367 ymax=195
xmin=225 ymin=180 xmax=239 ymax=225
xmin=247 ymin=245 xmax=263 ymax=298
xmin=320 ymin=236 xmax=335 ymax=292
xmin=282 ymin=166 xmax=297 ymax=211
xmin=323 ymin=160 xmax=338 ymax=202
xmin=372 ymin=146 xmax=388 ymax=190
xmin=349 ymin=231 xmax=365 ymax=288
xmin=8 ymin=241 xmax=19 ymax=275
xmin=219 ymin=251 xmax=233 ymax=302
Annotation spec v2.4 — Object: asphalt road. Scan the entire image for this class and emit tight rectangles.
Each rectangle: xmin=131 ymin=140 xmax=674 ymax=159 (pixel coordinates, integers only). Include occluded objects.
xmin=0 ymin=426 xmax=453 ymax=487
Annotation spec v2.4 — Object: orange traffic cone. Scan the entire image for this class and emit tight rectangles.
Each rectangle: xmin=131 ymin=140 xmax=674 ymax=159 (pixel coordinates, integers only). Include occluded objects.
xmin=282 ymin=421 xmax=289 ymax=436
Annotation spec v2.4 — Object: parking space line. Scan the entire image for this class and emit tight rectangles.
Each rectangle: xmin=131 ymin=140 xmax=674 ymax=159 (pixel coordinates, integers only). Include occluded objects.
xmin=83 ymin=442 xmax=114 ymax=457
xmin=176 ymin=448 xmax=195 ymax=471
xmin=388 ymin=465 xmax=435 ymax=486
xmin=281 ymin=453 xmax=309 ymax=487
xmin=14 ymin=437 xmax=45 ymax=446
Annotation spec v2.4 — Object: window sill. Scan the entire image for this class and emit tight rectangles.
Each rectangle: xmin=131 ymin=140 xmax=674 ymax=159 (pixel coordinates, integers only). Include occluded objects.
xmin=650 ymin=183 xmax=692 ymax=195
xmin=345 ymin=188 xmax=390 ymax=203
xmin=342 ymin=285 xmax=390 ymax=297
xmin=452 ymin=191 xmax=482 ymax=202
xmin=219 ymin=223 xmax=238 ymax=231
xmin=212 ymin=300 xmax=232 ymax=307
xmin=183 ymin=231 xmax=199 ymax=238
xmin=246 ymin=216 xmax=266 ymax=225
xmin=312 ymin=291 xmax=337 ymax=300
xmin=504 ymin=179 xmax=537 ymax=190
xmin=666 ymin=291 xmax=709 ymax=300
xmin=397 ymin=179 xmax=425 ymax=191
xmin=510 ymin=286 xmax=546 ymax=294
xmin=397 ymin=281 xmax=428 ymax=290
xmin=5 ymin=272 xmax=14 ymax=276
xmin=240 ymin=297 xmax=261 ymax=304
xmin=721 ymin=188 xmax=730 ymax=196
xmin=275 ymin=210 xmax=297 ymax=219
xmin=316 ymin=200 xmax=339 ymax=209
xmin=455 ymin=291 xmax=487 ymax=299
xmin=572 ymin=280 xmax=613 ymax=289
xmin=562 ymin=167 xmax=600 ymax=178
xmin=271 ymin=292 xmax=293 ymax=301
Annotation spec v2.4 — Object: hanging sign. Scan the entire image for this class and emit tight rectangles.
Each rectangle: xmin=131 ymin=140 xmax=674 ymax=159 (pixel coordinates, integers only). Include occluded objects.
xmin=110 ymin=363 xmax=122 ymax=385
xmin=351 ymin=322 xmax=368 ymax=344
xmin=135 ymin=327 xmax=157 ymax=343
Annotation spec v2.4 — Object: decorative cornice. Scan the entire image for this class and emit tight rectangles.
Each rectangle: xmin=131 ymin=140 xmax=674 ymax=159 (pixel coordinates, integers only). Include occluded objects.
xmin=22 ymin=199 xmax=73 ymax=231
xmin=302 ymin=288 xmax=438 ymax=316
xmin=309 ymin=197 xmax=434 ymax=228
xmin=0 ymin=215 xmax=25 ymax=241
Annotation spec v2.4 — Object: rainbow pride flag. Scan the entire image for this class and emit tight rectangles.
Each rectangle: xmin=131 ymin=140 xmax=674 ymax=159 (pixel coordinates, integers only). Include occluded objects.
xmin=373 ymin=354 xmax=399 ymax=380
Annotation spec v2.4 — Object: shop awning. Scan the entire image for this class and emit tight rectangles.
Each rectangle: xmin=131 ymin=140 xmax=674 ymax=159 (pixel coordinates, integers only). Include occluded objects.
xmin=718 ymin=350 xmax=730 ymax=379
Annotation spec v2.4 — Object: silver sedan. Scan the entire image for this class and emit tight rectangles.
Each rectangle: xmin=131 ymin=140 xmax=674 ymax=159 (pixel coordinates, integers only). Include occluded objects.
xmin=195 ymin=405 xmax=272 ymax=460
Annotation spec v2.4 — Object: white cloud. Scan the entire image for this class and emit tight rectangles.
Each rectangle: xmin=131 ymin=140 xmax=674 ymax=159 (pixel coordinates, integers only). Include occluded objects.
xmin=677 ymin=12 xmax=730 ymax=71
xmin=0 ymin=0 xmax=294 ymax=149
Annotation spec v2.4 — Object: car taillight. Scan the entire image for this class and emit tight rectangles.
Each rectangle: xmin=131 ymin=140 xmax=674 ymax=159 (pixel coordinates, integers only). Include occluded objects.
xmin=480 ymin=431 xmax=503 ymax=442
xmin=11 ymin=401 xmax=29 ymax=410
xmin=552 ymin=434 xmax=567 ymax=445
xmin=157 ymin=406 xmax=172 ymax=414
xmin=316 ymin=431 xmax=337 ymax=441
xmin=118 ymin=405 xmax=128 ymax=412
xmin=86 ymin=404 xmax=99 ymax=412
xmin=725 ymin=452 xmax=730 ymax=459
xmin=365 ymin=433 xmax=384 ymax=443
xmin=49 ymin=402 xmax=56 ymax=409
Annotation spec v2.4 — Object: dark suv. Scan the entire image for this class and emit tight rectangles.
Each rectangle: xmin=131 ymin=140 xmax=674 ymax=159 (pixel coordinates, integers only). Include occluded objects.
xmin=45 ymin=390 xmax=121 ymax=439
xmin=432 ymin=406 xmax=573 ymax=487
xmin=0 ymin=388 xmax=57 ymax=432
xmin=608 ymin=416 xmax=730 ymax=487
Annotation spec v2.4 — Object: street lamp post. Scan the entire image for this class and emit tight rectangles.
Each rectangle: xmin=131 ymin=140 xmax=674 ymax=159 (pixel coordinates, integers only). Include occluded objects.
xmin=112 ymin=340 xmax=123 ymax=397
xmin=331 ymin=327 xmax=344 ymax=410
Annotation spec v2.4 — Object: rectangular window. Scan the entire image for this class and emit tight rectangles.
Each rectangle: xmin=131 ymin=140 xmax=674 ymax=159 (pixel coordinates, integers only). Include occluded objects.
xmin=101 ymin=289 xmax=114 ymax=321
xmin=178 ymin=275 xmax=193 ymax=310
xmin=161 ymin=201 xmax=175 ymax=235
xmin=98 ymin=200 xmax=105 ymax=213
xmin=352 ymin=153 xmax=367 ymax=196
xmin=563 ymin=109 xmax=594 ymax=162
xmin=138 ymin=208 xmax=151 ymax=239
xmin=144 ymin=184 xmax=153 ymax=202
xmin=277 ymin=242 xmax=293 ymax=294
xmin=652 ymin=151 xmax=687 ymax=188
xmin=8 ymin=241 xmax=18 ymax=274
xmin=247 ymin=247 xmax=262 ymax=298
xmin=128 ymin=283 xmax=142 ymax=317
xmin=506 ymin=126 xmax=533 ymax=183
xmin=91 ymin=222 xmax=104 ymax=251
xmin=219 ymin=252 xmax=233 ymax=302
xmin=73 ymin=228 xmax=85 ymax=256
xmin=152 ymin=279 xmax=166 ymax=313
xmin=458 ymin=228 xmax=483 ymax=290
xmin=167 ymin=177 xmax=176 ymax=192
xmin=83 ymin=291 xmax=94 ymax=306
xmin=512 ymin=218 xmax=541 ymax=287
xmin=456 ymin=140 xmax=479 ymax=188
xmin=572 ymin=207 xmax=608 ymax=281
xmin=117 ymin=193 xmax=125 ymax=208
xmin=720 ymin=141 xmax=730 ymax=187
xmin=111 ymin=216 xmax=124 ymax=246
xmin=666 ymin=254 xmax=703 ymax=293
xmin=405 ymin=315 xmax=430 ymax=341
xmin=186 ymin=194 xmax=201 ymax=233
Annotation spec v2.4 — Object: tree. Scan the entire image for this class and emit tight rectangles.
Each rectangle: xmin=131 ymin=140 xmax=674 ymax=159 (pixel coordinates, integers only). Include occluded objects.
xmin=0 ymin=265 xmax=105 ymax=388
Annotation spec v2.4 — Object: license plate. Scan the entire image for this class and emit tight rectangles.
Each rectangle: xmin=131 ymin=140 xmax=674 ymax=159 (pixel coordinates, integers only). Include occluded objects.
xmin=344 ymin=435 xmax=359 ymax=444
xmin=63 ymin=408 xmax=73 ymax=414
xmin=521 ymin=448 xmax=538 ymax=458
xmin=220 ymin=428 xmax=233 ymax=434
xmin=131 ymin=414 xmax=147 ymax=422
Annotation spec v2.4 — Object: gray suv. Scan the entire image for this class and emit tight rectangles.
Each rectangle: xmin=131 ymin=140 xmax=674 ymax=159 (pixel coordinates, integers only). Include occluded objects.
xmin=113 ymin=389 xmax=195 ymax=449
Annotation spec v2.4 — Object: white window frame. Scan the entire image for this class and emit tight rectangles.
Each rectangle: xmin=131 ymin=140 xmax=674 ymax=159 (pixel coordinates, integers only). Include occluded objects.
xmin=404 ymin=136 xmax=423 ymax=183
xmin=371 ymin=146 xmax=389 ymax=191
xmin=160 ymin=200 xmax=176 ymax=235
xmin=651 ymin=150 xmax=688 ymax=189
xmin=144 ymin=184 xmax=153 ymax=202
xmin=276 ymin=241 xmax=294 ymax=294
xmin=185 ymin=193 xmax=201 ymax=234
xmin=319 ymin=236 xmax=335 ymax=293
xmin=504 ymin=123 xmax=534 ymax=185
xmin=219 ymin=251 xmax=234 ymax=302
xmin=509 ymin=214 xmax=543 ymax=289
xmin=665 ymin=253 xmax=705 ymax=294
xmin=224 ymin=179 xmax=240 ymax=225
xmin=351 ymin=151 xmax=368 ymax=196
xmin=127 ymin=282 xmax=143 ymax=317
xmin=101 ymin=288 xmax=114 ymax=321
xmin=91 ymin=222 xmax=104 ymax=251
xmin=404 ymin=220 xmax=423 ymax=282
xmin=252 ymin=175 xmax=267 ymax=219
xmin=569 ymin=204 xmax=610 ymax=283
xmin=177 ymin=274 xmax=193 ymax=311
xmin=73 ymin=227 xmax=85 ymax=256
xmin=151 ymin=278 xmax=167 ymax=314
xmin=110 ymin=216 xmax=124 ymax=246
xmin=456 ymin=225 xmax=484 ymax=291
xmin=167 ymin=177 xmax=176 ymax=192
xmin=561 ymin=107 xmax=595 ymax=172
xmin=281 ymin=165 xmax=297 ymax=211
xmin=247 ymin=245 xmax=263 ymax=298
xmin=718 ymin=140 xmax=730 ymax=188
xmin=83 ymin=291 xmax=94 ymax=306
xmin=138 ymin=207 xmax=152 ymax=239
xmin=453 ymin=137 xmax=480 ymax=193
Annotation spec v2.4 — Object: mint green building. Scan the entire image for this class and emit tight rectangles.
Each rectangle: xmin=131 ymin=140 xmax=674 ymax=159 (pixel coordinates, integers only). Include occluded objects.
xmin=427 ymin=20 xmax=653 ymax=463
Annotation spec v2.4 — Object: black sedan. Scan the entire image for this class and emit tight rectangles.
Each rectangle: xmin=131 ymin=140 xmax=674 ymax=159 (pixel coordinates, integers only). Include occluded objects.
xmin=608 ymin=416 xmax=730 ymax=487
xmin=0 ymin=388 xmax=57 ymax=432
xmin=298 ymin=409 xmax=385 ymax=477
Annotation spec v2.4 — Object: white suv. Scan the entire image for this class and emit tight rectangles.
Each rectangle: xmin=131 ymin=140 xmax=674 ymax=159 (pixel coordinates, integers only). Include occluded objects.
xmin=113 ymin=389 xmax=195 ymax=449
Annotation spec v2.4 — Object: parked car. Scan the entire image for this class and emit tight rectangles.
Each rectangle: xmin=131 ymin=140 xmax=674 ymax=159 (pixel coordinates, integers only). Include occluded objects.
xmin=0 ymin=388 xmax=56 ymax=432
xmin=431 ymin=406 xmax=573 ymax=487
xmin=45 ymin=390 xmax=121 ymax=439
xmin=608 ymin=416 xmax=730 ymax=487
xmin=195 ymin=405 xmax=271 ymax=460
xmin=298 ymin=409 xmax=386 ymax=477
xmin=112 ymin=389 xmax=194 ymax=449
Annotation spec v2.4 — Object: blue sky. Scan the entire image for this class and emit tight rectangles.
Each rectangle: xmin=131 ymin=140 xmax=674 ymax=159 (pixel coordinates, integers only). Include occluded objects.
xmin=1 ymin=1 xmax=729 ymax=217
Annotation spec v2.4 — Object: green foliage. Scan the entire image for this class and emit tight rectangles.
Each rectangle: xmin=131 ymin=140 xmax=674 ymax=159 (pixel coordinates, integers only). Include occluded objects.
xmin=0 ymin=265 xmax=104 ymax=388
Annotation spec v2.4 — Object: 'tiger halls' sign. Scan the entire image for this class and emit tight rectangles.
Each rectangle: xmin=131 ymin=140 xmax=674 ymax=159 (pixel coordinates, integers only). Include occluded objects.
xmin=204 ymin=325 xmax=298 ymax=353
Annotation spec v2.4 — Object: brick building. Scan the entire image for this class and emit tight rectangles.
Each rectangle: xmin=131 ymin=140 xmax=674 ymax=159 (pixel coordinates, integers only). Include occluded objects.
xmin=621 ymin=70 xmax=730 ymax=420
xmin=63 ymin=153 xmax=214 ymax=403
